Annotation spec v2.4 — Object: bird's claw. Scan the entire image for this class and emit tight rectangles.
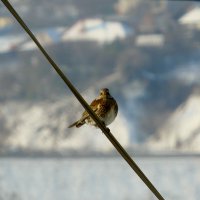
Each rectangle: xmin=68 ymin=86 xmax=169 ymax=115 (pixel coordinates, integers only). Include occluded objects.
xmin=105 ymin=127 xmax=110 ymax=132
xmin=101 ymin=121 xmax=110 ymax=132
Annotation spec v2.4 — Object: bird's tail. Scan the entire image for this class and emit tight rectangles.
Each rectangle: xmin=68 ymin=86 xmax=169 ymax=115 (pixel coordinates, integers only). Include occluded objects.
xmin=68 ymin=120 xmax=85 ymax=128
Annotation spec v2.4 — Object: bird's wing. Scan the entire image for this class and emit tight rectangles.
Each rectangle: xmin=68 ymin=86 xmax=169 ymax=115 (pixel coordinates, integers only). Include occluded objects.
xmin=80 ymin=98 xmax=100 ymax=120
xmin=95 ymin=99 xmax=113 ymax=117
xmin=80 ymin=97 xmax=116 ymax=120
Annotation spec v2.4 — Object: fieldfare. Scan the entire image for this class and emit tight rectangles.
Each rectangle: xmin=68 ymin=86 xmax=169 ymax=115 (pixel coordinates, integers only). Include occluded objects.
xmin=68 ymin=88 xmax=118 ymax=128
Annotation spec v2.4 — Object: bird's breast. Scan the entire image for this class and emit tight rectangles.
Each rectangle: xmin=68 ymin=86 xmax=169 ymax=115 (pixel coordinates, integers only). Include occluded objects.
xmin=104 ymin=106 xmax=117 ymax=126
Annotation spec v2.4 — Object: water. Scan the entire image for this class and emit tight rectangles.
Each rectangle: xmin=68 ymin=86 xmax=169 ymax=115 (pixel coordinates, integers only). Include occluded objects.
xmin=0 ymin=157 xmax=199 ymax=200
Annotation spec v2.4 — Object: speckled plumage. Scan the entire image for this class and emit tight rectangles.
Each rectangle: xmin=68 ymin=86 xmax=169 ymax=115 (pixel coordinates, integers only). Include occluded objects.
xmin=68 ymin=88 xmax=118 ymax=128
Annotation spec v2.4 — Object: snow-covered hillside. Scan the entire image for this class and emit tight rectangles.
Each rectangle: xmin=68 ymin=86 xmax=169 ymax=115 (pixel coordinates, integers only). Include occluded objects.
xmin=148 ymin=91 xmax=200 ymax=152
xmin=0 ymin=92 xmax=130 ymax=153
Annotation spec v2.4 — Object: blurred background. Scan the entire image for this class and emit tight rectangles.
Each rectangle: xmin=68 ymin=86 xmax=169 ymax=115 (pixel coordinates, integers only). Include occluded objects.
xmin=0 ymin=0 xmax=200 ymax=199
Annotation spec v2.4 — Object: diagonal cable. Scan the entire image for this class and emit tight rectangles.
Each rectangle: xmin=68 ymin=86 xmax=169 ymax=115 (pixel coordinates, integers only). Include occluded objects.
xmin=1 ymin=0 xmax=165 ymax=199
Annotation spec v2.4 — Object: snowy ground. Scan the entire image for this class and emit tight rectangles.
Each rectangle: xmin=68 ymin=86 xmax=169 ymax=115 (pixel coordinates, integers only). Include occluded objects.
xmin=0 ymin=157 xmax=199 ymax=200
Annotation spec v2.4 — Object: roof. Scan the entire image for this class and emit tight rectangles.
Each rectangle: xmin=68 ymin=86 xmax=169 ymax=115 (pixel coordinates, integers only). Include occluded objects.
xmin=0 ymin=34 xmax=26 ymax=53
xmin=179 ymin=7 xmax=200 ymax=25
xmin=0 ymin=17 xmax=13 ymax=28
xmin=18 ymin=27 xmax=65 ymax=51
xmin=62 ymin=18 xmax=133 ymax=44
xmin=135 ymin=34 xmax=164 ymax=47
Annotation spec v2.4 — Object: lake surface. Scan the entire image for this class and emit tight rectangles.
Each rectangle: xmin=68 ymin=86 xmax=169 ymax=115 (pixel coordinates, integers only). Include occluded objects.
xmin=0 ymin=156 xmax=199 ymax=200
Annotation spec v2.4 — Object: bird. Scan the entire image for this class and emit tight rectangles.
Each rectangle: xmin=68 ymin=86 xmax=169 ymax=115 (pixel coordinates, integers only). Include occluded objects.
xmin=68 ymin=88 xmax=118 ymax=128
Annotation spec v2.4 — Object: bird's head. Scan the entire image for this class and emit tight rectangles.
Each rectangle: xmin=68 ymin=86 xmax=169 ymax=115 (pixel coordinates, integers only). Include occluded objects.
xmin=99 ymin=88 xmax=111 ymax=98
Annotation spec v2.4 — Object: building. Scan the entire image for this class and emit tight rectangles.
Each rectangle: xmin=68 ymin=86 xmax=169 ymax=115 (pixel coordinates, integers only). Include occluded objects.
xmin=62 ymin=18 xmax=133 ymax=44
xmin=18 ymin=27 xmax=65 ymax=51
xmin=135 ymin=34 xmax=165 ymax=47
xmin=0 ymin=35 xmax=26 ymax=54
xmin=179 ymin=7 xmax=200 ymax=30
xmin=0 ymin=17 xmax=13 ymax=29
xmin=0 ymin=17 xmax=14 ymax=36
xmin=115 ymin=0 xmax=140 ymax=15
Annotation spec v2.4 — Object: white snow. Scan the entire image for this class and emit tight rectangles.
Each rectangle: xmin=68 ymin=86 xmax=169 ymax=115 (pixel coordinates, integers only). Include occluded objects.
xmin=148 ymin=92 xmax=200 ymax=151
xmin=2 ymin=97 xmax=129 ymax=153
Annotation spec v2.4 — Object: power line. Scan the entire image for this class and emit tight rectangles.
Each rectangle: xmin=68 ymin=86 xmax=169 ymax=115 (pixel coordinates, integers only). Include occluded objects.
xmin=1 ymin=0 xmax=165 ymax=200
